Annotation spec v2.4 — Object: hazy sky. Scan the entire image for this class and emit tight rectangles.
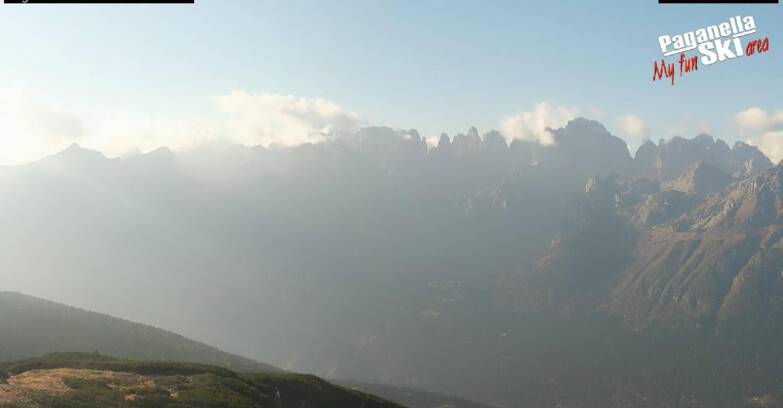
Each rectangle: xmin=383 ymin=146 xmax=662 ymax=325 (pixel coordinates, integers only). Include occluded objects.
xmin=0 ymin=0 xmax=782 ymax=164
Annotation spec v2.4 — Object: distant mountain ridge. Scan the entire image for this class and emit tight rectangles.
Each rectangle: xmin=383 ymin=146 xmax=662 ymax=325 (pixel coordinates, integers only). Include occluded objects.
xmin=1 ymin=117 xmax=781 ymax=408
xmin=0 ymin=292 xmax=279 ymax=373
xmin=633 ymin=134 xmax=772 ymax=180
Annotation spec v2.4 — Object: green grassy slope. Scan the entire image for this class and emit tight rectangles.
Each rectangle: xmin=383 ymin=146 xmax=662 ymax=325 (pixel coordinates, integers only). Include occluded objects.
xmin=0 ymin=292 xmax=279 ymax=373
xmin=0 ymin=353 xmax=403 ymax=408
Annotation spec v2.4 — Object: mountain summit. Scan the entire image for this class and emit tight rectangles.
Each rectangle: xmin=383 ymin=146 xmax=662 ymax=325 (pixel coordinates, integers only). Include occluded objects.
xmin=2 ymin=118 xmax=782 ymax=408
xmin=664 ymin=160 xmax=735 ymax=194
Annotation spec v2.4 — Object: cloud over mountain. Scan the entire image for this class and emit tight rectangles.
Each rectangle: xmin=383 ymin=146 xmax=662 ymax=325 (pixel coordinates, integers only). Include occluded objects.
xmin=500 ymin=102 xmax=577 ymax=145
xmin=736 ymin=108 xmax=783 ymax=136
xmin=737 ymin=107 xmax=783 ymax=163
xmin=0 ymin=85 xmax=87 ymax=165
xmin=618 ymin=114 xmax=649 ymax=141
xmin=214 ymin=91 xmax=365 ymax=147
xmin=0 ymin=89 xmax=366 ymax=164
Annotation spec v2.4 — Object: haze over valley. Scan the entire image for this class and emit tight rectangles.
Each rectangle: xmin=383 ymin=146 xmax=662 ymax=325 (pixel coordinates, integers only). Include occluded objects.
xmin=4 ymin=118 xmax=783 ymax=407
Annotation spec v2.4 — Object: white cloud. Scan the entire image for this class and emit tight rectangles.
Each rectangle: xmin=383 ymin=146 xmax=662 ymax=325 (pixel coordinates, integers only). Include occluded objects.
xmin=746 ymin=131 xmax=783 ymax=164
xmin=425 ymin=136 xmax=441 ymax=151
xmin=618 ymin=115 xmax=649 ymax=141
xmin=80 ymin=113 xmax=223 ymax=159
xmin=500 ymin=102 xmax=577 ymax=146
xmin=0 ymin=85 xmax=87 ymax=165
xmin=736 ymin=108 xmax=783 ymax=137
xmin=737 ymin=108 xmax=783 ymax=163
xmin=213 ymin=91 xmax=364 ymax=147
xmin=0 ymin=88 xmax=365 ymax=165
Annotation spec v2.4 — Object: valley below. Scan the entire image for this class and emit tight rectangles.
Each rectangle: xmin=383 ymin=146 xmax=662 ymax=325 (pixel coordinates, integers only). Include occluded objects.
xmin=3 ymin=118 xmax=783 ymax=407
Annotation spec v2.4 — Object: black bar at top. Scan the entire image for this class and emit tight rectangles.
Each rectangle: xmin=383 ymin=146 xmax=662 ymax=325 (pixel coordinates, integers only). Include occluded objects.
xmin=660 ymin=0 xmax=777 ymax=3
xmin=5 ymin=0 xmax=193 ymax=3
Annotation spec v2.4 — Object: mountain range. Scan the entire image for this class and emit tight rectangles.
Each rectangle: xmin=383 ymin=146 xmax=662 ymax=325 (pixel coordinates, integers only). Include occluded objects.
xmin=0 ymin=292 xmax=497 ymax=408
xmin=2 ymin=117 xmax=782 ymax=407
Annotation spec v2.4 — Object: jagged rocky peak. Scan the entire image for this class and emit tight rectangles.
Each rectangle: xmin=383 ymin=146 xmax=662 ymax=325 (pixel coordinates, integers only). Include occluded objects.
xmin=340 ymin=126 xmax=404 ymax=149
xmin=585 ymin=175 xmax=601 ymax=193
xmin=641 ymin=134 xmax=730 ymax=180
xmin=337 ymin=126 xmax=427 ymax=158
xmin=467 ymin=126 xmax=479 ymax=139
xmin=35 ymin=143 xmax=111 ymax=171
xmin=452 ymin=127 xmax=483 ymax=156
xmin=633 ymin=139 xmax=661 ymax=179
xmin=53 ymin=143 xmax=106 ymax=161
xmin=124 ymin=146 xmax=178 ymax=172
xmin=436 ymin=133 xmax=451 ymax=148
xmin=663 ymin=160 xmax=734 ymax=194
xmin=403 ymin=128 xmax=421 ymax=142
xmin=730 ymin=141 xmax=774 ymax=178
xmin=672 ymin=161 xmax=783 ymax=232
xmin=581 ymin=172 xmax=708 ymax=229
xmin=543 ymin=117 xmax=633 ymax=176
xmin=735 ymin=161 xmax=783 ymax=224
xmin=482 ymin=130 xmax=508 ymax=152
xmin=443 ymin=127 xmax=509 ymax=157
xmin=145 ymin=146 xmax=175 ymax=159
xmin=632 ymin=134 xmax=773 ymax=181
xmin=694 ymin=133 xmax=730 ymax=150
xmin=550 ymin=118 xmax=623 ymax=145
xmin=605 ymin=162 xmax=783 ymax=331
xmin=394 ymin=129 xmax=428 ymax=154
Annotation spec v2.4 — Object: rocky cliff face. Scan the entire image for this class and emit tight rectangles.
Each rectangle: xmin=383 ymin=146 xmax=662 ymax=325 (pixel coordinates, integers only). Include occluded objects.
xmin=504 ymin=160 xmax=783 ymax=343
xmin=663 ymin=160 xmax=735 ymax=194
xmin=605 ymin=164 xmax=783 ymax=332
xmin=633 ymin=135 xmax=773 ymax=180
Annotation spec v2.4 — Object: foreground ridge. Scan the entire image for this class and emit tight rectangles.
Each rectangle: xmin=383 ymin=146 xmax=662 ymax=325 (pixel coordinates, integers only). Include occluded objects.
xmin=0 ymin=353 xmax=402 ymax=408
